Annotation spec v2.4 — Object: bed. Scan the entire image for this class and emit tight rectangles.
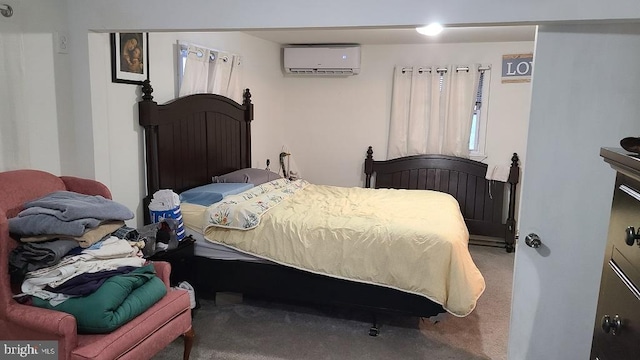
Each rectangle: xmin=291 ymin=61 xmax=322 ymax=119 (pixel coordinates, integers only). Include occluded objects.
xmin=137 ymin=80 xmax=516 ymax=334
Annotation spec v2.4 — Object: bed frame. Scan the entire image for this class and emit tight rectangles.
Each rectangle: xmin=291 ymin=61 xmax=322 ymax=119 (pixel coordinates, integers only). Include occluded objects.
xmin=137 ymin=81 xmax=512 ymax=333
xmin=365 ymin=147 xmax=520 ymax=252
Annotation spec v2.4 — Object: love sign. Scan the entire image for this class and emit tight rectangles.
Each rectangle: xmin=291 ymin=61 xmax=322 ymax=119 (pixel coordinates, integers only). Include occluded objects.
xmin=502 ymin=53 xmax=533 ymax=83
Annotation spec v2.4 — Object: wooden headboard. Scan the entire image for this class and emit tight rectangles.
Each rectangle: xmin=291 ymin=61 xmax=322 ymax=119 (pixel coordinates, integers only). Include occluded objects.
xmin=138 ymin=80 xmax=253 ymax=223
xmin=364 ymin=146 xmax=520 ymax=252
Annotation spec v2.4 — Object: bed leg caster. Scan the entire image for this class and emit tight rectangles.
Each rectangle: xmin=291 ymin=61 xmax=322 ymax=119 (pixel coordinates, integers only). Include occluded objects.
xmin=369 ymin=313 xmax=379 ymax=336
xmin=369 ymin=325 xmax=380 ymax=337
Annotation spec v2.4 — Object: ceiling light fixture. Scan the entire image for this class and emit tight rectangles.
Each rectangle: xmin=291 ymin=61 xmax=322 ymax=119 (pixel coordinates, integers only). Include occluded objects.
xmin=416 ymin=23 xmax=444 ymax=36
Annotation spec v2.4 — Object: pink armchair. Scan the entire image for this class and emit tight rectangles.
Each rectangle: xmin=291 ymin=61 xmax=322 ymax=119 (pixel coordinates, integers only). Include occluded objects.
xmin=0 ymin=169 xmax=194 ymax=360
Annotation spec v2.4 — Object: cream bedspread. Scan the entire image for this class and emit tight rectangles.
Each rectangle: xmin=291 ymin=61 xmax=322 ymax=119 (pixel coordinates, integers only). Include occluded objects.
xmin=182 ymin=179 xmax=485 ymax=317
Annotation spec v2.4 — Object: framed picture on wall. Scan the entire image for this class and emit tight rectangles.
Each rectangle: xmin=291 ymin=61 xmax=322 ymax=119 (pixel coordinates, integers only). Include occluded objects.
xmin=111 ymin=32 xmax=149 ymax=85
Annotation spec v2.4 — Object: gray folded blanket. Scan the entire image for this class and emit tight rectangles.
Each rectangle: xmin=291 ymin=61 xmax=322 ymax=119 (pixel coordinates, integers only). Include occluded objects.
xmin=9 ymin=215 xmax=101 ymax=237
xmin=9 ymin=238 xmax=80 ymax=273
xmin=19 ymin=191 xmax=134 ymax=221
xmin=9 ymin=191 xmax=134 ymax=237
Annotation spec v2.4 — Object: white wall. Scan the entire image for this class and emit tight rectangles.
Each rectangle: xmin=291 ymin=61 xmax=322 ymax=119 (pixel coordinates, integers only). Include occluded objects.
xmin=23 ymin=34 xmax=62 ymax=173
xmin=0 ymin=0 xmax=70 ymax=174
xmin=281 ymin=42 xmax=533 ymax=187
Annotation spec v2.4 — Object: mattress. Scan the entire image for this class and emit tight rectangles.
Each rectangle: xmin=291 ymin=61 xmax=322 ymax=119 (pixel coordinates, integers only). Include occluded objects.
xmin=185 ymin=227 xmax=268 ymax=263
xmin=180 ymin=190 xmax=268 ymax=262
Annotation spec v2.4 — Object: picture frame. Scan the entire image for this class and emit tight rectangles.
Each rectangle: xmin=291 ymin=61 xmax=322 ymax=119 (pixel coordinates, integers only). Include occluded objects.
xmin=111 ymin=32 xmax=149 ymax=85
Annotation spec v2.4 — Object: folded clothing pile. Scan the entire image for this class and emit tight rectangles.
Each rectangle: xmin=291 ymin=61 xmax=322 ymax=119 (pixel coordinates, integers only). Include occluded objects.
xmin=8 ymin=190 xmax=166 ymax=333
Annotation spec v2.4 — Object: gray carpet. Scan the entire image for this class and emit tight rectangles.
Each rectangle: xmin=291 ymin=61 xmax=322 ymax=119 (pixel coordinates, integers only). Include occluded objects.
xmin=153 ymin=245 xmax=514 ymax=360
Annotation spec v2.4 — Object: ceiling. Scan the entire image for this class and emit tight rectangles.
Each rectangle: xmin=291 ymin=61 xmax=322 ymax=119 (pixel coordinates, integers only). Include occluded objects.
xmin=243 ymin=25 xmax=537 ymax=45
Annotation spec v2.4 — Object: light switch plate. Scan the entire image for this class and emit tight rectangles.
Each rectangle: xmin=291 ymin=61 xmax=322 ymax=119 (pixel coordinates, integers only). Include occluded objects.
xmin=55 ymin=32 xmax=69 ymax=54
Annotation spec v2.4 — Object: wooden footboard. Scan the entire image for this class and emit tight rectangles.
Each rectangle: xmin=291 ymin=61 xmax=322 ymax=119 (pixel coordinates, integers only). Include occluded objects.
xmin=364 ymin=146 xmax=519 ymax=252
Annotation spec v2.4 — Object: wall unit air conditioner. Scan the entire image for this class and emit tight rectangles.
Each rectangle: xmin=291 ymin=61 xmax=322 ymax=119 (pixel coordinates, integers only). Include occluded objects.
xmin=283 ymin=45 xmax=361 ymax=75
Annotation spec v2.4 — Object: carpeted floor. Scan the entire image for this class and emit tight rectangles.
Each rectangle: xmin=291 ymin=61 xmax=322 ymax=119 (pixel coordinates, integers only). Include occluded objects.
xmin=153 ymin=245 xmax=514 ymax=360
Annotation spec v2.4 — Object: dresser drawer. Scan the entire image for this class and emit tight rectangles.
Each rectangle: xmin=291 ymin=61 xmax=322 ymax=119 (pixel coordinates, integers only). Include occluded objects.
xmin=607 ymin=175 xmax=640 ymax=286
xmin=592 ymin=260 xmax=640 ymax=360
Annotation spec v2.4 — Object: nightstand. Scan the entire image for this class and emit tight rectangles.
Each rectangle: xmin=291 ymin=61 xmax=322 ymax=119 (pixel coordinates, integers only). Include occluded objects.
xmin=147 ymin=235 xmax=196 ymax=287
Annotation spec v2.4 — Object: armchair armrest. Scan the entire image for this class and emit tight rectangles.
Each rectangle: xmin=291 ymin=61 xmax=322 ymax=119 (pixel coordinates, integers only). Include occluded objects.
xmin=60 ymin=176 xmax=112 ymax=199
xmin=6 ymin=303 xmax=78 ymax=357
xmin=151 ymin=261 xmax=172 ymax=289
xmin=7 ymin=303 xmax=77 ymax=337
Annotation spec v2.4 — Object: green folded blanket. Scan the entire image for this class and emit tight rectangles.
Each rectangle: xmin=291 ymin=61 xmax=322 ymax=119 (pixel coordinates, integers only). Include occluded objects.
xmin=32 ymin=264 xmax=167 ymax=333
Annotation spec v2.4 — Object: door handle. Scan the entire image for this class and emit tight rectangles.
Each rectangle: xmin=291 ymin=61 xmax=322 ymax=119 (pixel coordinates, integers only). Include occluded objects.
xmin=525 ymin=233 xmax=542 ymax=248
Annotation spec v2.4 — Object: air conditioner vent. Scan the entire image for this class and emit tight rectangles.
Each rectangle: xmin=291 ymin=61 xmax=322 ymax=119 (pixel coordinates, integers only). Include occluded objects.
xmin=288 ymin=68 xmax=356 ymax=75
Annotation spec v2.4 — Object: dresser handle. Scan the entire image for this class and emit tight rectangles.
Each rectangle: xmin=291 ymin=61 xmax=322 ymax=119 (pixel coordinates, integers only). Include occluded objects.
xmin=625 ymin=226 xmax=640 ymax=247
xmin=620 ymin=184 xmax=640 ymax=202
xmin=601 ymin=314 xmax=622 ymax=335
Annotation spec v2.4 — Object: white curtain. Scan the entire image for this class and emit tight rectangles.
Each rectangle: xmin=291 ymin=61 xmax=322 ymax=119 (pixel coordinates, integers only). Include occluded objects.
xmin=179 ymin=44 xmax=243 ymax=103
xmin=0 ymin=33 xmax=29 ymax=171
xmin=387 ymin=64 xmax=480 ymax=159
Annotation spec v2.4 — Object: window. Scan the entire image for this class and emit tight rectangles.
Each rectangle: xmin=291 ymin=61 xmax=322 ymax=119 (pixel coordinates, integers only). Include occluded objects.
xmin=470 ymin=70 xmax=489 ymax=158
xmin=177 ymin=43 xmax=188 ymax=89
xmin=437 ymin=68 xmax=489 ymax=158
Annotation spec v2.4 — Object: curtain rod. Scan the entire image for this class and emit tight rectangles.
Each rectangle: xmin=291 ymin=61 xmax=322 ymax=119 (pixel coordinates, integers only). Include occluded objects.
xmin=401 ymin=65 xmax=491 ymax=73
xmin=180 ymin=42 xmax=231 ymax=62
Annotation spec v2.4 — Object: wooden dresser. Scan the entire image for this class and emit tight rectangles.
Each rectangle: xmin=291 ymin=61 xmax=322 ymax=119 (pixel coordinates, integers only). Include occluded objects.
xmin=592 ymin=148 xmax=640 ymax=359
